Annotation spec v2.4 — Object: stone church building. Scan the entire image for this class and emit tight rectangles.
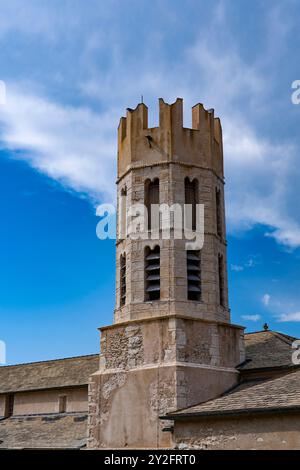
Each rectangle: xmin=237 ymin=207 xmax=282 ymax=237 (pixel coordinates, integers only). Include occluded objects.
xmin=0 ymin=99 xmax=300 ymax=449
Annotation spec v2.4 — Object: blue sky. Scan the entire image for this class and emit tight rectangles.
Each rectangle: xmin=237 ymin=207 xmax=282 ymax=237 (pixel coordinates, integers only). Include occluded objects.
xmin=0 ymin=0 xmax=300 ymax=364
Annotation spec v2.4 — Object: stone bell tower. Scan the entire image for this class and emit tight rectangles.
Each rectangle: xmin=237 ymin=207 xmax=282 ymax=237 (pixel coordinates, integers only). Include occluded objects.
xmin=88 ymin=98 xmax=245 ymax=449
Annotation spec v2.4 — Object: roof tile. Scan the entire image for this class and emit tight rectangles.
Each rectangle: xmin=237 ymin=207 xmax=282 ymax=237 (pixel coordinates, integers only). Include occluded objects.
xmin=0 ymin=354 xmax=99 ymax=393
xmin=168 ymin=369 xmax=300 ymax=418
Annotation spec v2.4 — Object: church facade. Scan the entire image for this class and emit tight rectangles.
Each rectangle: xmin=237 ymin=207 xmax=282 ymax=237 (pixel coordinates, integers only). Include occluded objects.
xmin=0 ymin=99 xmax=300 ymax=450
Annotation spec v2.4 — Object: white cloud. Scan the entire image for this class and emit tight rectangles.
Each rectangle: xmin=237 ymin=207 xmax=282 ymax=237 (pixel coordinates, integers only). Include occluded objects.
xmin=277 ymin=312 xmax=300 ymax=322
xmin=0 ymin=87 xmax=117 ymax=203
xmin=224 ymin=122 xmax=300 ymax=248
xmin=180 ymin=7 xmax=300 ymax=249
xmin=245 ymin=258 xmax=257 ymax=268
xmin=262 ymin=294 xmax=271 ymax=306
xmin=241 ymin=314 xmax=261 ymax=322
xmin=0 ymin=1 xmax=299 ymax=250
xmin=231 ymin=256 xmax=260 ymax=272
xmin=231 ymin=264 xmax=244 ymax=272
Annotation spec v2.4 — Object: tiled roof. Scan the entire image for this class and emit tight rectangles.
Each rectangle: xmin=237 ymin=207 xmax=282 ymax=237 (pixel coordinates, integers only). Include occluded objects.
xmin=242 ymin=330 xmax=297 ymax=370
xmin=0 ymin=354 xmax=99 ymax=393
xmin=165 ymin=369 xmax=300 ymax=419
xmin=0 ymin=413 xmax=88 ymax=449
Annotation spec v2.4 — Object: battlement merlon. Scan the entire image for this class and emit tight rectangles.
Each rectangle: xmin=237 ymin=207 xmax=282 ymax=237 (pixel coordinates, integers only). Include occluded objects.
xmin=117 ymin=98 xmax=224 ymax=180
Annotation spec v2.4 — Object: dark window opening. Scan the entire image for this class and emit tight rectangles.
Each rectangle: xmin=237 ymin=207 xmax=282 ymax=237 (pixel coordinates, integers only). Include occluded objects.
xmin=145 ymin=246 xmax=160 ymax=301
xmin=218 ymin=254 xmax=225 ymax=307
xmin=187 ymin=250 xmax=201 ymax=301
xmin=185 ymin=178 xmax=198 ymax=231
xmin=58 ymin=395 xmax=67 ymax=413
xmin=216 ymin=188 xmax=222 ymax=237
xmin=4 ymin=393 xmax=14 ymax=418
xmin=145 ymin=178 xmax=159 ymax=231
xmin=120 ymin=253 xmax=126 ymax=306
xmin=119 ymin=186 xmax=127 ymax=239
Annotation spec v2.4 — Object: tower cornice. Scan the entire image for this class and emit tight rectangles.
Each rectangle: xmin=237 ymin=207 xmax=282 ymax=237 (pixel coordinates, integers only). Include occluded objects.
xmin=116 ymin=160 xmax=225 ymax=184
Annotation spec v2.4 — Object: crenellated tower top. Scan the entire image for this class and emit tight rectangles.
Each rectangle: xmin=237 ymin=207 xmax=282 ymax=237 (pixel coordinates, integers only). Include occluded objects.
xmin=117 ymin=98 xmax=224 ymax=180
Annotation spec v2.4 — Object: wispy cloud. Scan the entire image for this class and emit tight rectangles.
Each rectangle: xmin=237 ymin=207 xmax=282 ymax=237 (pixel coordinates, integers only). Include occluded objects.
xmin=242 ymin=314 xmax=261 ymax=322
xmin=231 ymin=264 xmax=244 ymax=272
xmin=262 ymin=294 xmax=271 ymax=306
xmin=0 ymin=87 xmax=117 ymax=203
xmin=231 ymin=255 xmax=260 ymax=272
xmin=0 ymin=1 xmax=299 ymax=250
xmin=277 ymin=312 xmax=300 ymax=322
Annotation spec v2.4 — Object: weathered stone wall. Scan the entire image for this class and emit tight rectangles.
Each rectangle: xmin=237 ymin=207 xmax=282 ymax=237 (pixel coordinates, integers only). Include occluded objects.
xmin=117 ymin=100 xmax=223 ymax=180
xmin=87 ymin=316 xmax=244 ymax=448
xmin=99 ymin=317 xmax=243 ymax=372
xmin=115 ymin=164 xmax=229 ymax=324
xmin=174 ymin=413 xmax=300 ymax=450
xmin=88 ymin=367 xmax=175 ymax=448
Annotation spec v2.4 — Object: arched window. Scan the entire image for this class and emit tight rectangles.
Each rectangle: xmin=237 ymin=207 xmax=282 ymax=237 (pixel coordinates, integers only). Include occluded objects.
xmin=145 ymin=246 xmax=160 ymax=301
xmin=120 ymin=253 xmax=126 ymax=306
xmin=185 ymin=177 xmax=198 ymax=231
xmin=218 ymin=254 xmax=225 ymax=307
xmin=216 ymin=188 xmax=222 ymax=238
xmin=187 ymin=250 xmax=201 ymax=301
xmin=145 ymin=178 xmax=159 ymax=231
xmin=119 ymin=186 xmax=127 ymax=240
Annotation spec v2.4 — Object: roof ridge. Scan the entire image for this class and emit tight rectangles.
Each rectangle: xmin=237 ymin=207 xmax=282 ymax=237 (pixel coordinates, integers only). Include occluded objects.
xmin=270 ymin=331 xmax=296 ymax=346
xmin=245 ymin=330 xmax=298 ymax=341
xmin=244 ymin=330 xmax=271 ymax=336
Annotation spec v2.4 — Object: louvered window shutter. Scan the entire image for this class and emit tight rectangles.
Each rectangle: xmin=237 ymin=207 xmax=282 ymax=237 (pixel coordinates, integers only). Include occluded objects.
xmin=145 ymin=246 xmax=160 ymax=301
xmin=187 ymin=250 xmax=201 ymax=301
xmin=120 ymin=254 xmax=126 ymax=306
